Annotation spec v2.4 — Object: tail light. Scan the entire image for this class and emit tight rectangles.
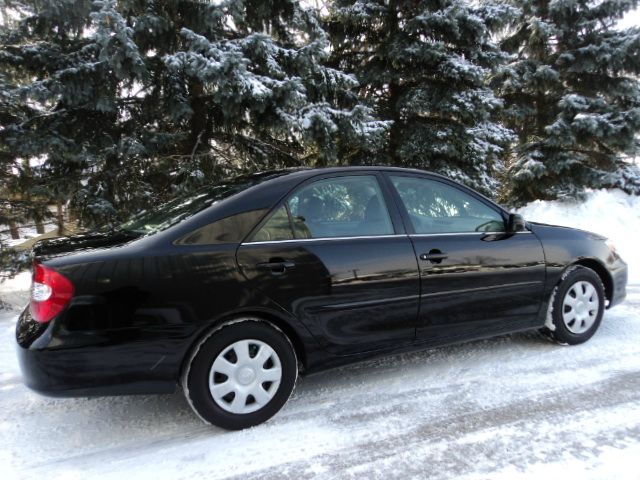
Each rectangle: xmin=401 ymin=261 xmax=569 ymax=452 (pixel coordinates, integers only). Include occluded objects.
xmin=30 ymin=262 xmax=74 ymax=323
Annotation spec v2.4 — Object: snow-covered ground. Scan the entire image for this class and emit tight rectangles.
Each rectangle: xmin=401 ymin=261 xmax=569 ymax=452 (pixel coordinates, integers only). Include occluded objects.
xmin=0 ymin=189 xmax=639 ymax=479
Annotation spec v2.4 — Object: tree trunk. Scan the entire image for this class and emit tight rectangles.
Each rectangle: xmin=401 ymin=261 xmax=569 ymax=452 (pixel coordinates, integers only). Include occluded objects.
xmin=21 ymin=158 xmax=45 ymax=234
xmin=386 ymin=2 xmax=402 ymax=165
xmin=35 ymin=216 xmax=45 ymax=234
xmin=188 ymin=79 xmax=208 ymax=156
xmin=56 ymin=201 xmax=65 ymax=236
xmin=68 ymin=204 xmax=78 ymax=226
xmin=8 ymin=219 xmax=19 ymax=240
xmin=387 ymin=82 xmax=402 ymax=165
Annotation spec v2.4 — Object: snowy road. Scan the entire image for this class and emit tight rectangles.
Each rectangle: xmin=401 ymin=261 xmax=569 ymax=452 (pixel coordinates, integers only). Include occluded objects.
xmin=1 ymin=282 xmax=639 ymax=479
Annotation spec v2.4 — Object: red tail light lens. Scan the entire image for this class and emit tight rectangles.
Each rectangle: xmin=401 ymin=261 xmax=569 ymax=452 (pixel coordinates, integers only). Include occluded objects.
xmin=30 ymin=263 xmax=74 ymax=323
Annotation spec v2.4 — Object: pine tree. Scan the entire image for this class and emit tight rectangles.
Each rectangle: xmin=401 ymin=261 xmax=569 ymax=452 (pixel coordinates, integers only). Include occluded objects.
xmin=328 ymin=0 xmax=514 ymax=194
xmin=0 ymin=0 xmax=386 ymax=230
xmin=494 ymin=0 xmax=640 ymax=204
xmin=0 ymin=2 xmax=40 ymax=243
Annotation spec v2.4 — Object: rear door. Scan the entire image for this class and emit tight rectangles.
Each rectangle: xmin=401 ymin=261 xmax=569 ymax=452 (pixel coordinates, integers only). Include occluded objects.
xmin=385 ymin=173 xmax=546 ymax=343
xmin=236 ymin=172 xmax=420 ymax=355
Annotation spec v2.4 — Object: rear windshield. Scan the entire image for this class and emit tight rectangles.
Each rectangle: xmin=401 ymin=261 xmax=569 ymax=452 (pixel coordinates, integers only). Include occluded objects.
xmin=118 ymin=172 xmax=283 ymax=236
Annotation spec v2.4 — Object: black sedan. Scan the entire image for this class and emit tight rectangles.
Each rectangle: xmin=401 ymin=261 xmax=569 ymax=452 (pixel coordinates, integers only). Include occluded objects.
xmin=16 ymin=167 xmax=628 ymax=430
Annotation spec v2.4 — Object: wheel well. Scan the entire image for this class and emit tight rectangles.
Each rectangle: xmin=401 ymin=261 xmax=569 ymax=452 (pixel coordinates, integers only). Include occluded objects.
xmin=244 ymin=311 xmax=308 ymax=372
xmin=180 ymin=311 xmax=308 ymax=381
xmin=572 ymin=259 xmax=613 ymax=303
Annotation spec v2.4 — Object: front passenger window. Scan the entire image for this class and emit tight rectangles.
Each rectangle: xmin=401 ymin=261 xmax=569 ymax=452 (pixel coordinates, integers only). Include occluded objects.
xmin=390 ymin=176 xmax=505 ymax=234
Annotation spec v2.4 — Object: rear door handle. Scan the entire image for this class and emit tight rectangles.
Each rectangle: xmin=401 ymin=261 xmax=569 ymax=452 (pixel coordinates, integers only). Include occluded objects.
xmin=256 ymin=259 xmax=296 ymax=274
xmin=419 ymin=250 xmax=448 ymax=264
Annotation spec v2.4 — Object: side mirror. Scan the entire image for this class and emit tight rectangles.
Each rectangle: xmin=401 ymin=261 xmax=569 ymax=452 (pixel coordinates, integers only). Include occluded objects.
xmin=508 ymin=213 xmax=526 ymax=232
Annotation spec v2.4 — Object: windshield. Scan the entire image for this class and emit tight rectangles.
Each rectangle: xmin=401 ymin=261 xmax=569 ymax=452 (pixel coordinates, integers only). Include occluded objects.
xmin=118 ymin=172 xmax=280 ymax=235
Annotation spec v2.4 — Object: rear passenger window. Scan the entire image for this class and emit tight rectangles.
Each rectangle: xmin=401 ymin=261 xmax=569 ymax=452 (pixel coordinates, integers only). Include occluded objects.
xmin=175 ymin=209 xmax=267 ymax=245
xmin=252 ymin=206 xmax=295 ymax=242
xmin=252 ymin=175 xmax=394 ymax=241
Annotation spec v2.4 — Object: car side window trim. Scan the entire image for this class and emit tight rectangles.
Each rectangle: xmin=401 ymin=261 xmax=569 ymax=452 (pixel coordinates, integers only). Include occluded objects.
xmin=283 ymin=201 xmax=297 ymax=239
xmin=241 ymin=230 xmax=532 ymax=246
xmin=408 ymin=231 xmax=532 ymax=237
xmin=242 ymin=234 xmax=406 ymax=246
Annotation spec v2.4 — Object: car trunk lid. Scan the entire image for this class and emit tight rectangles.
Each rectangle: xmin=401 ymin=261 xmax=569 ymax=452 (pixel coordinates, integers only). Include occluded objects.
xmin=31 ymin=230 xmax=140 ymax=262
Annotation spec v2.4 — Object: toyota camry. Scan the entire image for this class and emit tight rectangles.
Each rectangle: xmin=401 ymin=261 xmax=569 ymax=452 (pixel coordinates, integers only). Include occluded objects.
xmin=16 ymin=167 xmax=628 ymax=430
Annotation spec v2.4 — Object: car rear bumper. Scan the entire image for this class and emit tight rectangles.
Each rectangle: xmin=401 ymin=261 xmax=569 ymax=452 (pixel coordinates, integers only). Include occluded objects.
xmin=17 ymin=341 xmax=175 ymax=397
xmin=16 ymin=308 xmax=178 ymax=397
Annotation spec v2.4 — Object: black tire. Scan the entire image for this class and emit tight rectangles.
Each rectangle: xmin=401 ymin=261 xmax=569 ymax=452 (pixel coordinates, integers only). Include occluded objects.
xmin=183 ymin=319 xmax=298 ymax=430
xmin=542 ymin=266 xmax=605 ymax=345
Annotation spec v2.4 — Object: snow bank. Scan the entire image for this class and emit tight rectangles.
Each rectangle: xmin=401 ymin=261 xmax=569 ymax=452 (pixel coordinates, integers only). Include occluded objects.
xmin=520 ymin=189 xmax=640 ymax=283
xmin=0 ymin=271 xmax=31 ymax=310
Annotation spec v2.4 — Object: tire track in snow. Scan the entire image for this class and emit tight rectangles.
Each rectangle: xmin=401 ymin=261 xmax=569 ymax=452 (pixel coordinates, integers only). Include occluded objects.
xmin=230 ymin=371 xmax=640 ymax=480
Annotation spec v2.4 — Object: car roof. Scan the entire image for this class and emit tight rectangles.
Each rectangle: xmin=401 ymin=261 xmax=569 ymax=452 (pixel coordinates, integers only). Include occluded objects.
xmin=255 ymin=165 xmax=451 ymax=182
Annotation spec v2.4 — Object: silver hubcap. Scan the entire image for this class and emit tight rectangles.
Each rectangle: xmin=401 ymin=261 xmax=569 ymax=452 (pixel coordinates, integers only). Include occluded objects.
xmin=562 ymin=281 xmax=599 ymax=334
xmin=209 ymin=339 xmax=282 ymax=414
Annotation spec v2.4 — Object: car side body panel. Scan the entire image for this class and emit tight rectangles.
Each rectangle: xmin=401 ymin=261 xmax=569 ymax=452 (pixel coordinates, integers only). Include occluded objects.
xmin=237 ymin=236 xmax=421 ymax=356
xmin=18 ymin=245 xmax=323 ymax=396
xmin=528 ymin=222 xmax=627 ymax=316
xmin=411 ymin=231 xmax=546 ymax=341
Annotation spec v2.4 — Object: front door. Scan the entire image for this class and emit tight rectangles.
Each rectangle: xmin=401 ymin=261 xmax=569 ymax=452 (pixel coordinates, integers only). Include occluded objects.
xmin=236 ymin=173 xmax=420 ymax=355
xmin=385 ymin=174 xmax=546 ymax=343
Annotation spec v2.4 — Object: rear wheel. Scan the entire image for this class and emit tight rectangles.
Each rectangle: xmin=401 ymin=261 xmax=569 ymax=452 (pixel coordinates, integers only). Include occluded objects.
xmin=543 ymin=266 xmax=605 ymax=345
xmin=183 ymin=319 xmax=297 ymax=430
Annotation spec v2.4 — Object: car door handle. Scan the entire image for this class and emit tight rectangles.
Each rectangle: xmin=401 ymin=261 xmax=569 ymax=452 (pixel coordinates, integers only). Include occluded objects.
xmin=256 ymin=259 xmax=296 ymax=274
xmin=419 ymin=250 xmax=448 ymax=263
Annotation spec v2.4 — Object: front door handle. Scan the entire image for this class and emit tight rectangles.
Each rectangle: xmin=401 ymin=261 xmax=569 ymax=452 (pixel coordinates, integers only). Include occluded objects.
xmin=419 ymin=250 xmax=448 ymax=264
xmin=256 ymin=259 xmax=296 ymax=275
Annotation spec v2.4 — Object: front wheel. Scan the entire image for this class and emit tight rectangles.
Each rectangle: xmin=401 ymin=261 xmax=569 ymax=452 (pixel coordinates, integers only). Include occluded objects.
xmin=543 ymin=266 xmax=605 ymax=345
xmin=183 ymin=319 xmax=298 ymax=430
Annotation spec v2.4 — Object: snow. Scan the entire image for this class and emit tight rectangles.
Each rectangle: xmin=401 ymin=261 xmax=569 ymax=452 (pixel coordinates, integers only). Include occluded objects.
xmin=520 ymin=188 xmax=640 ymax=283
xmin=0 ymin=271 xmax=31 ymax=310
xmin=1 ymin=190 xmax=639 ymax=479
